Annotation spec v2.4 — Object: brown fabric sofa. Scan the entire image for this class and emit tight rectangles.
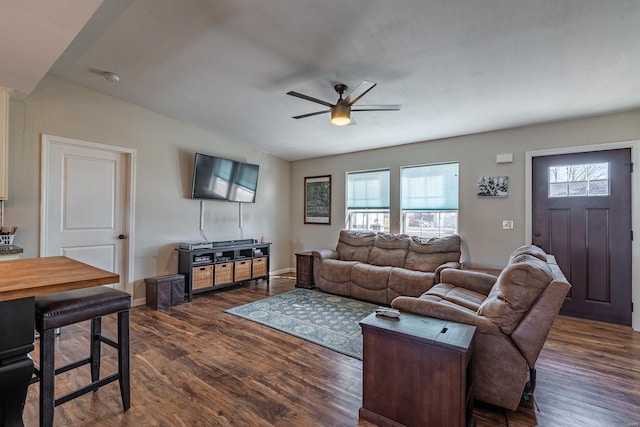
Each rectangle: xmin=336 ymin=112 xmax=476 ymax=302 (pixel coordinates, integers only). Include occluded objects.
xmin=312 ymin=230 xmax=461 ymax=305
xmin=391 ymin=245 xmax=571 ymax=411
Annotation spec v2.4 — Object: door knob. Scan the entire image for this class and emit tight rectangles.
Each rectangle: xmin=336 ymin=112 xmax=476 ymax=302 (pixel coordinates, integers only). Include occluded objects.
xmin=534 ymin=231 xmax=541 ymax=237
xmin=118 ymin=234 xmax=127 ymax=240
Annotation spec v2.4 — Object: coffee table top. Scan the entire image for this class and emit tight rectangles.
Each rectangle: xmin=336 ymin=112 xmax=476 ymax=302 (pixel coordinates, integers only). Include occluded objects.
xmin=360 ymin=311 xmax=476 ymax=352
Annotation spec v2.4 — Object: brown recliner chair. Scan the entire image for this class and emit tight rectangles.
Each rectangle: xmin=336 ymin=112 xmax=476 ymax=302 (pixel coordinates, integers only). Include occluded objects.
xmin=391 ymin=245 xmax=571 ymax=411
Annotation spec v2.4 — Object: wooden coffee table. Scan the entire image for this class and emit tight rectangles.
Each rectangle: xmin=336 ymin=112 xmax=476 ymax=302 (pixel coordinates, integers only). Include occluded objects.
xmin=359 ymin=312 xmax=476 ymax=427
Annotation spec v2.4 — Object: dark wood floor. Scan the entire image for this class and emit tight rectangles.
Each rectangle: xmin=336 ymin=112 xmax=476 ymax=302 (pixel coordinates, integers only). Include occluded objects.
xmin=22 ymin=274 xmax=640 ymax=426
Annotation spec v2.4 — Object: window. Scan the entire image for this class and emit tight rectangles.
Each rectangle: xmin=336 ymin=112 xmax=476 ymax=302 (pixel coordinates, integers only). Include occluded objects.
xmin=346 ymin=169 xmax=390 ymax=232
xmin=401 ymin=162 xmax=459 ymax=237
xmin=548 ymin=163 xmax=609 ymax=197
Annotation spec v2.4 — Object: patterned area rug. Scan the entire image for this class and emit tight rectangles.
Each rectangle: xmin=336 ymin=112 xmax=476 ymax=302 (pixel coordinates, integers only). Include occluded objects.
xmin=225 ymin=289 xmax=379 ymax=359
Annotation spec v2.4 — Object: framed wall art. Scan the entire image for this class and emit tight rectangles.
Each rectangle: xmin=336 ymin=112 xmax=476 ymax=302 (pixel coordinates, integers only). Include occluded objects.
xmin=477 ymin=176 xmax=509 ymax=197
xmin=304 ymin=175 xmax=331 ymax=224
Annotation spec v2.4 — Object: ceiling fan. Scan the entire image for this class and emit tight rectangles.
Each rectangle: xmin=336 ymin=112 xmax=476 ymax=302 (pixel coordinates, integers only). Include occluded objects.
xmin=287 ymin=80 xmax=401 ymax=126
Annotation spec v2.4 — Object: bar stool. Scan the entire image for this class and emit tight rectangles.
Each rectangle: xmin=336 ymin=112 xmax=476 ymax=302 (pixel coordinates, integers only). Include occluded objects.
xmin=31 ymin=287 xmax=131 ymax=427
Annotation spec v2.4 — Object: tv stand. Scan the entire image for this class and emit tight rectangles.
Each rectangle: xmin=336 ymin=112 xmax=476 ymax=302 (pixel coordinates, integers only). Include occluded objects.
xmin=178 ymin=240 xmax=271 ymax=301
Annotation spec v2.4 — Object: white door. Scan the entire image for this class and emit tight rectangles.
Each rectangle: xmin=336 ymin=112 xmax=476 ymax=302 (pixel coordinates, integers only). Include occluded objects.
xmin=41 ymin=135 xmax=135 ymax=292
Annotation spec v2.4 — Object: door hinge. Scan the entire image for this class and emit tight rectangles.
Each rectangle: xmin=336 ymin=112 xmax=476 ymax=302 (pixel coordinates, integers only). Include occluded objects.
xmin=632 ymin=230 xmax=634 ymax=242
xmin=632 ymin=302 xmax=634 ymax=313
xmin=625 ymin=162 xmax=634 ymax=173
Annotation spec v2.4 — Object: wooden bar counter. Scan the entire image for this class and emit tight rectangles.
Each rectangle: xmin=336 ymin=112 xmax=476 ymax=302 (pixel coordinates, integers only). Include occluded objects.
xmin=0 ymin=256 xmax=120 ymax=427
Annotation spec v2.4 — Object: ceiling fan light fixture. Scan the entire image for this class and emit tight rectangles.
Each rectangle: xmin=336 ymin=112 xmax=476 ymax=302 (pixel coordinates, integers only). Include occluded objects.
xmin=288 ymin=80 xmax=400 ymax=125
xmin=331 ymin=104 xmax=351 ymax=126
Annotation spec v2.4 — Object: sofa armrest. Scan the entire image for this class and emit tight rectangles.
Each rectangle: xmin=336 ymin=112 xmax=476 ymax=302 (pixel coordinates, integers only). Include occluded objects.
xmin=434 ymin=261 xmax=461 ymax=283
xmin=312 ymin=249 xmax=338 ymax=261
xmin=439 ymin=268 xmax=498 ymax=296
xmin=511 ymin=280 xmax=571 ymax=367
xmin=391 ymin=295 xmax=501 ymax=335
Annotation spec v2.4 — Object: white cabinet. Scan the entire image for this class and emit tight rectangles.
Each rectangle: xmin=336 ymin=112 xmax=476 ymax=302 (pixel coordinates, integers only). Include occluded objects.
xmin=0 ymin=87 xmax=8 ymax=200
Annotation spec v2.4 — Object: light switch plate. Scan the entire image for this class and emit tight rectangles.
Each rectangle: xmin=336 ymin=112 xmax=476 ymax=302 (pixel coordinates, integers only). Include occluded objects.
xmin=502 ymin=220 xmax=514 ymax=230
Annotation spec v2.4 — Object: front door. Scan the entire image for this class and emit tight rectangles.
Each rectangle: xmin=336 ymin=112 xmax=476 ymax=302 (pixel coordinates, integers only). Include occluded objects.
xmin=41 ymin=135 xmax=132 ymax=290
xmin=532 ymin=149 xmax=632 ymax=325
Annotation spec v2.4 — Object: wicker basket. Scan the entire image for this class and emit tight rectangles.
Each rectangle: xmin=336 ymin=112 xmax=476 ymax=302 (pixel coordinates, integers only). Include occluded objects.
xmin=215 ymin=263 xmax=233 ymax=285
xmin=192 ymin=265 xmax=213 ymax=290
xmin=0 ymin=234 xmax=15 ymax=246
xmin=234 ymin=260 xmax=252 ymax=282
xmin=252 ymin=257 xmax=268 ymax=277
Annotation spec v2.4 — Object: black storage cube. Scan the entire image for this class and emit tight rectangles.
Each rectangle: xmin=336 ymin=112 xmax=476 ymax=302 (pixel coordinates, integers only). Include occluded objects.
xmin=145 ymin=274 xmax=185 ymax=309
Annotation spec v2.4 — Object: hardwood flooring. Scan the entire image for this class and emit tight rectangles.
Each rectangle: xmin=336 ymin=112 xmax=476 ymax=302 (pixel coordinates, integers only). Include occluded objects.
xmin=22 ymin=274 xmax=640 ymax=426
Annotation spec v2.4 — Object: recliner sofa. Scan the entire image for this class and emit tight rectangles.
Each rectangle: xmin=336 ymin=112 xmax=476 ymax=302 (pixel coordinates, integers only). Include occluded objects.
xmin=391 ymin=245 xmax=571 ymax=410
xmin=312 ymin=230 xmax=461 ymax=305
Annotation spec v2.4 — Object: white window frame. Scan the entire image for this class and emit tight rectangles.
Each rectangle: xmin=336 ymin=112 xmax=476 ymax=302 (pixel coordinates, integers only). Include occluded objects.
xmin=346 ymin=169 xmax=390 ymax=232
xmin=400 ymin=162 xmax=459 ymax=237
xmin=401 ymin=210 xmax=458 ymax=238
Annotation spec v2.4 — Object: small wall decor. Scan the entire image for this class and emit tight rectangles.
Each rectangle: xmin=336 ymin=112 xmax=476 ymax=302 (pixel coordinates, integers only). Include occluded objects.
xmin=304 ymin=175 xmax=331 ymax=224
xmin=477 ymin=176 xmax=509 ymax=197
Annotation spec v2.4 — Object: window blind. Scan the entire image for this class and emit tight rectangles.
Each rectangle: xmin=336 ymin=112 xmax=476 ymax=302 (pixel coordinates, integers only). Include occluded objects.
xmin=401 ymin=163 xmax=459 ymax=210
xmin=347 ymin=169 xmax=390 ymax=209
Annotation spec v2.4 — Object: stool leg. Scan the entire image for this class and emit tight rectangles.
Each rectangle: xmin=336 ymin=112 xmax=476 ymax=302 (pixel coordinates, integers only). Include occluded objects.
xmin=90 ymin=317 xmax=102 ymax=383
xmin=118 ymin=310 xmax=131 ymax=411
xmin=39 ymin=328 xmax=56 ymax=427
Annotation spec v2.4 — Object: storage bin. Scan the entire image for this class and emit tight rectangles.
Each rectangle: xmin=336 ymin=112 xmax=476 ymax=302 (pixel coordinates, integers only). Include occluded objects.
xmin=234 ymin=260 xmax=252 ymax=281
xmin=215 ymin=263 xmax=233 ymax=285
xmin=192 ymin=265 xmax=213 ymax=289
xmin=252 ymin=256 xmax=268 ymax=277
xmin=145 ymin=274 xmax=185 ymax=310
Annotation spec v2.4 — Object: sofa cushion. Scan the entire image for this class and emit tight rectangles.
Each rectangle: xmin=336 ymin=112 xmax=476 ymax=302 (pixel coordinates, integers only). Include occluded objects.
xmin=319 ymin=259 xmax=357 ymax=283
xmin=477 ymin=254 xmax=553 ymax=335
xmin=368 ymin=233 xmax=410 ymax=267
xmin=351 ymin=263 xmax=392 ymax=290
xmin=351 ymin=263 xmax=393 ymax=304
xmin=404 ymin=235 xmax=461 ymax=272
xmin=425 ymin=283 xmax=486 ymax=312
xmin=508 ymin=244 xmax=547 ymax=263
xmin=388 ymin=268 xmax=435 ymax=300
xmin=336 ymin=230 xmax=376 ymax=262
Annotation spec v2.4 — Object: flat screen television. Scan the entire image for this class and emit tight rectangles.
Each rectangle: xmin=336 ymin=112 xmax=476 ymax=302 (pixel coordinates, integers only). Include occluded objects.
xmin=191 ymin=153 xmax=259 ymax=203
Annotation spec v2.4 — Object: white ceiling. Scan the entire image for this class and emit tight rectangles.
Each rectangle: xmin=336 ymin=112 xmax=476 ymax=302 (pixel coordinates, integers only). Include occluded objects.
xmin=3 ymin=0 xmax=640 ymax=161
xmin=0 ymin=0 xmax=103 ymax=94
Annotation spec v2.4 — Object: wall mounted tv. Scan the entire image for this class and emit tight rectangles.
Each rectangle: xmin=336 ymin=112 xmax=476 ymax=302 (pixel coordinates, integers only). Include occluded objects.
xmin=191 ymin=153 xmax=259 ymax=203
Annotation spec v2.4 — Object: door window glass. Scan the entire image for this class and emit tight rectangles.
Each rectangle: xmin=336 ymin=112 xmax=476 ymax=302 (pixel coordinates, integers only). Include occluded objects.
xmin=549 ymin=163 xmax=609 ymax=197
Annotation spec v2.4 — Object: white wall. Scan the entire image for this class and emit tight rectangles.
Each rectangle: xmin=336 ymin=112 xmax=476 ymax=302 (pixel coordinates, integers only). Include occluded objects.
xmin=6 ymin=75 xmax=291 ymax=300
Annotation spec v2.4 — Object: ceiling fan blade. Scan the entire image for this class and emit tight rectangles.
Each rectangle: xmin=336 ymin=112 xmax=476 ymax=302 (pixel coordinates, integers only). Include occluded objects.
xmin=287 ymin=91 xmax=334 ymax=107
xmin=292 ymin=110 xmax=330 ymax=119
xmin=345 ymin=80 xmax=377 ymax=106
xmin=352 ymin=104 xmax=402 ymax=111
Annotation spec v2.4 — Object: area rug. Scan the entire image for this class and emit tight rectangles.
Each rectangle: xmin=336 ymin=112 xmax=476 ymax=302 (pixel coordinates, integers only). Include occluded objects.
xmin=225 ymin=289 xmax=379 ymax=359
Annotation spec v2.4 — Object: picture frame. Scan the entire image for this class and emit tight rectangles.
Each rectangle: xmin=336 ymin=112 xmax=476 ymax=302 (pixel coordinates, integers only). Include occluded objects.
xmin=477 ymin=176 xmax=509 ymax=197
xmin=304 ymin=175 xmax=331 ymax=224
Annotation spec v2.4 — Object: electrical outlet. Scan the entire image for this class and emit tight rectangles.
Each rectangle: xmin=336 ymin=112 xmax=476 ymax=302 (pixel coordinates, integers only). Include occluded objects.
xmin=502 ymin=220 xmax=514 ymax=230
